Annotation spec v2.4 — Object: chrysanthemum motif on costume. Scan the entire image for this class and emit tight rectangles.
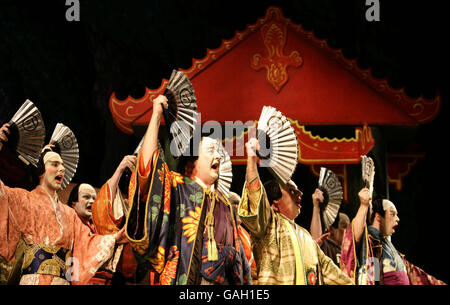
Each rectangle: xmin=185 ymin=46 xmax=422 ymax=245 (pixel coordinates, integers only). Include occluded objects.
xmin=160 ymin=246 xmax=179 ymax=285
xmin=170 ymin=171 xmax=184 ymax=188
xmin=148 ymin=246 xmax=165 ymax=274
xmin=158 ymin=164 xmax=184 ymax=188
xmin=182 ymin=206 xmax=201 ymax=244
xmin=158 ymin=166 xmax=166 ymax=184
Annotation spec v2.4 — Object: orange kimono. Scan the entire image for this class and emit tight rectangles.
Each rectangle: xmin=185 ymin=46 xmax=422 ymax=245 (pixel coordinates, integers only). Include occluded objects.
xmin=0 ymin=180 xmax=117 ymax=285
xmin=91 ymin=180 xmax=137 ymax=283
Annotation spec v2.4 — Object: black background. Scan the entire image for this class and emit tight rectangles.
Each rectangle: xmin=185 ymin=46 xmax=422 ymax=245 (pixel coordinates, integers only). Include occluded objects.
xmin=0 ymin=0 xmax=448 ymax=284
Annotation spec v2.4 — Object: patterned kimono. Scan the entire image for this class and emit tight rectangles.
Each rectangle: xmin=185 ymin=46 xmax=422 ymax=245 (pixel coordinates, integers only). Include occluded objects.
xmin=124 ymin=150 xmax=250 ymax=285
xmin=0 ymin=181 xmax=117 ymax=285
xmin=237 ymin=224 xmax=257 ymax=282
xmin=238 ymin=184 xmax=354 ymax=285
xmin=341 ymin=223 xmax=446 ymax=285
xmin=84 ymin=181 xmax=135 ymax=285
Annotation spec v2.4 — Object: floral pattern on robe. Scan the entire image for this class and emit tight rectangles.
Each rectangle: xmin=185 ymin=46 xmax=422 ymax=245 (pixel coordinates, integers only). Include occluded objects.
xmin=124 ymin=149 xmax=250 ymax=285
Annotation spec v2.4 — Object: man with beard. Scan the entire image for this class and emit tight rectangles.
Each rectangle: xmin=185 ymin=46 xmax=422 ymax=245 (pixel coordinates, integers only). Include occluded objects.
xmin=238 ymin=138 xmax=354 ymax=285
xmin=0 ymin=123 xmax=126 ymax=285
xmin=341 ymin=188 xmax=446 ymax=285
xmin=124 ymin=95 xmax=250 ymax=285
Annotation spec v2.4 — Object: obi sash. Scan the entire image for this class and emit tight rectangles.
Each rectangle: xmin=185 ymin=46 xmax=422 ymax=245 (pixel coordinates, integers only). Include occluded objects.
xmin=22 ymin=244 xmax=71 ymax=279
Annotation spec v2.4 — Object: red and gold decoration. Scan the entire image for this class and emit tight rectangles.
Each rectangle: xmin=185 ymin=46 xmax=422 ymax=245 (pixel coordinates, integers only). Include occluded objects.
xmin=220 ymin=120 xmax=374 ymax=167
xmin=110 ymin=6 xmax=440 ymax=135
xmin=387 ymin=153 xmax=426 ymax=192
xmin=250 ymin=8 xmax=303 ymax=92
xmin=108 ymin=6 xmax=440 ymax=195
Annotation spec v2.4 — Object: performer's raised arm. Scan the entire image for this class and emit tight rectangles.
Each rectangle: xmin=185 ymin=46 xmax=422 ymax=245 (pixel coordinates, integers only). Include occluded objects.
xmin=238 ymin=137 xmax=272 ymax=239
xmin=245 ymin=137 xmax=261 ymax=191
xmin=140 ymin=95 xmax=168 ymax=169
xmin=352 ymin=187 xmax=371 ymax=243
xmin=310 ymin=188 xmax=324 ymax=241
xmin=108 ymin=155 xmax=136 ymax=203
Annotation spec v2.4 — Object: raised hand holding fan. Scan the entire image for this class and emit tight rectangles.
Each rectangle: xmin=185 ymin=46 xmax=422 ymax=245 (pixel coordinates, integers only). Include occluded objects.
xmin=318 ymin=167 xmax=344 ymax=231
xmin=2 ymin=99 xmax=46 ymax=167
xmin=256 ymin=106 xmax=298 ymax=185
xmin=163 ymin=70 xmax=198 ymax=157
xmin=361 ymin=155 xmax=375 ymax=217
xmin=361 ymin=155 xmax=375 ymax=197
xmin=49 ymin=123 xmax=79 ymax=190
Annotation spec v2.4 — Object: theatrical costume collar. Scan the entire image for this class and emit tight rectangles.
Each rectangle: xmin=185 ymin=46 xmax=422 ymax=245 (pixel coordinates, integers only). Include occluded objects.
xmin=368 ymin=225 xmax=384 ymax=240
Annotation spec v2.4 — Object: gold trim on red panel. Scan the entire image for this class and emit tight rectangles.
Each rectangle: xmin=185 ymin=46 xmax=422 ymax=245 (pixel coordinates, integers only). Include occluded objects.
xmin=387 ymin=153 xmax=425 ymax=191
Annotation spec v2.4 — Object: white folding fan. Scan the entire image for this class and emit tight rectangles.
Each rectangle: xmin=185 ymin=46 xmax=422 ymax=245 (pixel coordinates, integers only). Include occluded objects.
xmin=163 ymin=70 xmax=198 ymax=157
xmin=361 ymin=155 xmax=375 ymax=198
xmin=361 ymin=155 xmax=375 ymax=216
xmin=318 ymin=167 xmax=344 ymax=230
xmin=49 ymin=123 xmax=79 ymax=190
xmin=216 ymin=140 xmax=232 ymax=197
xmin=2 ymin=99 xmax=46 ymax=167
xmin=256 ymin=106 xmax=298 ymax=185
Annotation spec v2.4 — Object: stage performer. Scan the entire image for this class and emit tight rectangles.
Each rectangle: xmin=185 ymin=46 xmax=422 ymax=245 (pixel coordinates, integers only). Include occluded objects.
xmin=309 ymin=188 xmax=350 ymax=265
xmin=340 ymin=188 xmax=446 ymax=285
xmin=238 ymin=138 xmax=354 ymax=285
xmin=124 ymin=95 xmax=250 ymax=285
xmin=0 ymin=123 xmax=126 ymax=285
xmin=68 ymin=155 xmax=137 ymax=285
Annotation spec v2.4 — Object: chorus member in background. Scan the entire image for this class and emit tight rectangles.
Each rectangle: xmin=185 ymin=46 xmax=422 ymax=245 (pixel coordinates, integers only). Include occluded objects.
xmin=341 ymin=189 xmax=446 ymax=285
xmin=309 ymin=187 xmax=350 ymax=266
xmin=69 ymin=155 xmax=137 ymax=285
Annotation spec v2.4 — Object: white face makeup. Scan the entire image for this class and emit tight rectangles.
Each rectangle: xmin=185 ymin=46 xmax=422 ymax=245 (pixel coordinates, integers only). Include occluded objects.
xmin=42 ymin=152 xmax=65 ymax=191
xmin=382 ymin=200 xmax=399 ymax=237
xmin=192 ymin=137 xmax=221 ymax=187
xmin=73 ymin=183 xmax=97 ymax=220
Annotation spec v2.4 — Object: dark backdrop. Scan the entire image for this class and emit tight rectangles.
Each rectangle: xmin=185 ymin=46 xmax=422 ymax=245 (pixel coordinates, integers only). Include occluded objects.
xmin=0 ymin=0 xmax=448 ymax=283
